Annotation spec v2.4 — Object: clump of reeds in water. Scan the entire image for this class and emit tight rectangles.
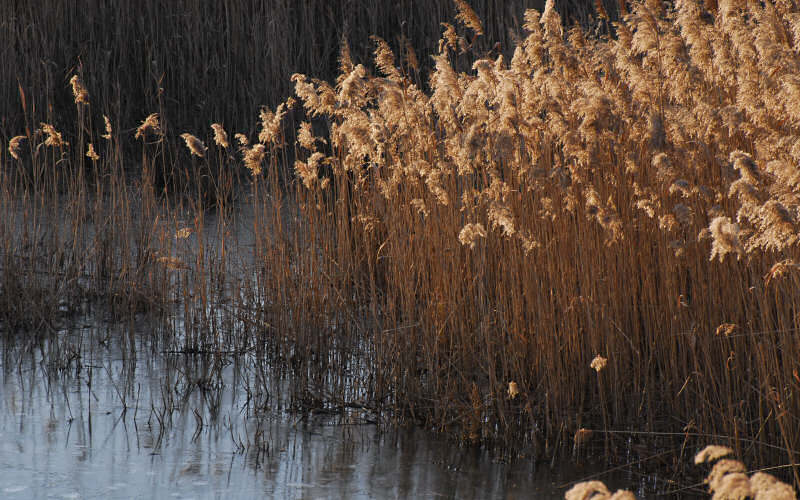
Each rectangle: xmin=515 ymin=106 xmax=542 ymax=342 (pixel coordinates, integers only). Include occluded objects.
xmin=5 ymin=0 xmax=800 ymax=488
xmin=566 ymin=446 xmax=797 ymax=499
xmin=281 ymin=0 xmax=800 ymax=475
xmin=565 ymin=481 xmax=635 ymax=500
xmin=694 ymin=446 xmax=798 ymax=500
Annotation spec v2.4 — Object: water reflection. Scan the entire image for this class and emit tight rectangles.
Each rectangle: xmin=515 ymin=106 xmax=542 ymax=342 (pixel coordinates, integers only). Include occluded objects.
xmin=1 ymin=320 xmax=639 ymax=499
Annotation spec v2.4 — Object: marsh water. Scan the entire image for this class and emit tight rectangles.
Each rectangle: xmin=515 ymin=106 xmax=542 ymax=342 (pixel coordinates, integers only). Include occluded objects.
xmin=0 ymin=200 xmax=674 ymax=499
xmin=0 ymin=316 xmax=659 ymax=499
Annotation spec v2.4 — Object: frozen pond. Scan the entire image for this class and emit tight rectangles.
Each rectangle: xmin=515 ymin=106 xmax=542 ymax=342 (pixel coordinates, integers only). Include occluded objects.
xmin=0 ymin=318 xmax=645 ymax=499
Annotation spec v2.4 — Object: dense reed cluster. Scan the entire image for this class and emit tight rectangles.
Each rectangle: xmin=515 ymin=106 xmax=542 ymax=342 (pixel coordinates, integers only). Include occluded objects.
xmin=566 ymin=446 xmax=798 ymax=498
xmin=3 ymin=0 xmax=800 ymax=490
xmin=284 ymin=0 xmax=800 ymax=471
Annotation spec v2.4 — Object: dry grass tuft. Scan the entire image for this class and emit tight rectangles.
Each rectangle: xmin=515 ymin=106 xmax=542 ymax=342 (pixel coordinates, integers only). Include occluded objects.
xmin=458 ymin=222 xmax=487 ymax=249
xmin=180 ymin=133 xmax=207 ymax=158
xmin=243 ymin=144 xmax=266 ymax=175
xmin=454 ymin=0 xmax=484 ymax=36
xmin=41 ymin=123 xmax=67 ymax=148
xmin=695 ymin=447 xmax=797 ymax=500
xmin=258 ymin=104 xmax=287 ymax=145
xmin=102 ymin=115 xmax=112 ymax=140
xmin=69 ymin=75 xmax=89 ymax=105
xmin=135 ymin=113 xmax=161 ymax=139
xmin=85 ymin=143 xmax=99 ymax=161
xmin=8 ymin=136 xmax=25 ymax=160
xmin=709 ymin=217 xmax=744 ymax=261
xmin=210 ymin=123 xmax=229 ymax=149
xmin=565 ymin=480 xmax=636 ymax=500
xmin=507 ymin=381 xmax=519 ymax=399
xmin=591 ymin=354 xmax=608 ymax=372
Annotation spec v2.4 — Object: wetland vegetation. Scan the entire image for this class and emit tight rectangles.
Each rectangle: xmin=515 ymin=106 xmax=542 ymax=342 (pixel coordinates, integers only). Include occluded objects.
xmin=3 ymin=0 xmax=800 ymax=497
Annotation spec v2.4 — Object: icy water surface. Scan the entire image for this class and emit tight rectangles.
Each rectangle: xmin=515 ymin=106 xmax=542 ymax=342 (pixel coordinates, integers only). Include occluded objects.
xmin=0 ymin=317 xmax=652 ymax=500
xmin=0 ymin=202 xmax=670 ymax=499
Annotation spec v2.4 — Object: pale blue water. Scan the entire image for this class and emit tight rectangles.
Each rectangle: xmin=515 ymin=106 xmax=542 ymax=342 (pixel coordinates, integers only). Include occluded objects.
xmin=0 ymin=304 xmax=676 ymax=500
xmin=0 ymin=319 xmax=626 ymax=500
xmin=0 ymin=200 xmax=666 ymax=499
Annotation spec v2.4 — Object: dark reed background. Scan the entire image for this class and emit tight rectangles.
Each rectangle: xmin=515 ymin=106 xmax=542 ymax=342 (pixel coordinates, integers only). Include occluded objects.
xmin=0 ymin=0 xmax=616 ymax=139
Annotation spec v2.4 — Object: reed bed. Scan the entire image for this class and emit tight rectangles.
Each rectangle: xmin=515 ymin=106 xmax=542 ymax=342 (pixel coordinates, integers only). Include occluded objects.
xmin=567 ymin=446 xmax=798 ymax=498
xmin=3 ymin=0 xmax=800 ymax=491
xmin=1 ymin=0 xmax=617 ymax=139
xmin=283 ymin=0 xmax=800 ymax=474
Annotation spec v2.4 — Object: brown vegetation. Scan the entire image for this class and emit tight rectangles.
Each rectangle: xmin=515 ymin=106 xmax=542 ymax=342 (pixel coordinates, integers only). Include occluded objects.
xmin=1 ymin=0 xmax=617 ymax=139
xmin=3 ymin=0 xmax=800 ymax=491
xmin=566 ymin=446 xmax=798 ymax=498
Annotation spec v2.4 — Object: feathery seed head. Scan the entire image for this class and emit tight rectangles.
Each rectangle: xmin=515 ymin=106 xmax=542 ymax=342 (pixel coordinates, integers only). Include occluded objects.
xmin=259 ymin=103 xmax=287 ymax=144
xmin=371 ymin=36 xmax=401 ymax=81
xmin=135 ymin=113 xmax=161 ymax=139
xmin=86 ymin=143 xmax=99 ymax=161
xmin=298 ymin=122 xmax=322 ymax=151
xmin=243 ymin=144 xmax=266 ymax=175
xmin=426 ymin=169 xmax=450 ymax=205
xmin=748 ymin=472 xmax=797 ymax=499
xmin=730 ymin=151 xmax=760 ymax=184
xmin=458 ymin=222 xmax=487 ymax=248
xmin=591 ymin=354 xmax=608 ymax=372
xmin=713 ymin=472 xmax=752 ymax=498
xmin=102 ymin=115 xmax=112 ymax=140
xmin=338 ymin=64 xmax=367 ymax=105
xmin=439 ymin=23 xmax=461 ymax=53
xmin=709 ymin=216 xmax=745 ymax=261
xmin=180 ymin=133 xmax=207 ymax=158
xmin=488 ymin=205 xmax=516 ymax=237
xmin=295 ymin=152 xmax=325 ymax=189
xmin=211 ymin=123 xmax=229 ymax=148
xmin=235 ymin=133 xmax=249 ymax=148
xmin=565 ymin=481 xmax=609 ymax=500
xmin=764 ymin=259 xmax=800 ymax=287
xmin=652 ymin=153 xmax=675 ymax=185
xmin=707 ymin=459 xmax=747 ymax=493
xmin=41 ymin=123 xmax=68 ymax=148
xmin=454 ymin=0 xmax=484 ymax=36
xmin=338 ymin=36 xmax=354 ymax=79
xmin=507 ymin=381 xmax=519 ymax=399
xmin=728 ymin=178 xmax=760 ymax=205
xmin=9 ymin=135 xmax=25 ymax=160
xmin=542 ymin=0 xmax=563 ymax=39
xmin=69 ymin=75 xmax=89 ymax=105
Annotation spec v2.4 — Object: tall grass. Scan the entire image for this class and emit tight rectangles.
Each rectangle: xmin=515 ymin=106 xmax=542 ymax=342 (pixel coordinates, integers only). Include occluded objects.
xmin=1 ymin=0 xmax=618 ymax=139
xmin=567 ymin=446 xmax=798 ymax=498
xmin=3 ymin=0 xmax=800 ymax=489
xmin=286 ymin=0 xmax=800 ymax=475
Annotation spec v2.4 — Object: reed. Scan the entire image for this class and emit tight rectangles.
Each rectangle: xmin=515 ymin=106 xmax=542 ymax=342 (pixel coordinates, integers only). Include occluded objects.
xmin=565 ymin=446 xmax=798 ymax=498
xmin=1 ymin=0 xmax=618 ymax=143
xmin=2 ymin=0 xmax=800 ymax=491
xmin=282 ymin=0 xmax=800 ymax=477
